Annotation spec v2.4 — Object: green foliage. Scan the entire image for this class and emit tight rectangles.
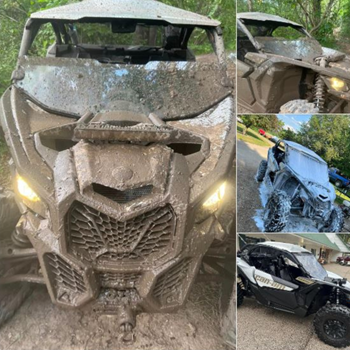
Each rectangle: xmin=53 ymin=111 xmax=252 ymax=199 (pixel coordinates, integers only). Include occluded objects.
xmin=238 ymin=0 xmax=347 ymax=50
xmin=298 ymin=115 xmax=350 ymax=175
xmin=241 ymin=115 xmax=283 ymax=134
xmin=0 ymin=0 xmax=235 ymax=95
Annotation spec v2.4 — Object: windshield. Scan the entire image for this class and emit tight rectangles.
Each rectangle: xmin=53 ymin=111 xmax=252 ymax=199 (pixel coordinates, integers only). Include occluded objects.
xmin=241 ymin=20 xmax=323 ymax=60
xmin=26 ymin=20 xmax=218 ymax=65
xmin=287 ymin=148 xmax=329 ymax=183
xmin=294 ymin=253 xmax=328 ymax=280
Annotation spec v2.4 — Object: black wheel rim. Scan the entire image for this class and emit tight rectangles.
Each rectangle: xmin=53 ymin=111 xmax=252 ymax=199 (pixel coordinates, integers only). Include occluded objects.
xmin=324 ymin=319 xmax=347 ymax=339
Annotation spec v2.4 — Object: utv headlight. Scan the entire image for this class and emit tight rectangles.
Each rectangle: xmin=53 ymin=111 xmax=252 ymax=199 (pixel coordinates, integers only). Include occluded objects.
xmin=17 ymin=176 xmax=40 ymax=202
xmin=328 ymin=77 xmax=349 ymax=92
xmin=195 ymin=182 xmax=226 ymax=223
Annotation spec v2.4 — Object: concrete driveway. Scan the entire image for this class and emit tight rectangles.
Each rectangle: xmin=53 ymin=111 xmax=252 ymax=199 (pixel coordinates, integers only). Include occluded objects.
xmin=237 ymin=140 xmax=269 ymax=232
xmin=238 ymin=263 xmax=350 ymax=350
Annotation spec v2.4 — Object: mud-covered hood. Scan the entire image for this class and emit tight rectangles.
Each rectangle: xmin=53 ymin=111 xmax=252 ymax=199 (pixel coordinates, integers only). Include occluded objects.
xmin=256 ymin=37 xmax=323 ymax=62
xmin=305 ymin=181 xmax=336 ymax=203
xmin=14 ymin=57 xmax=230 ymax=120
xmin=257 ymin=37 xmax=350 ymax=68
xmin=326 ymin=271 xmax=350 ymax=290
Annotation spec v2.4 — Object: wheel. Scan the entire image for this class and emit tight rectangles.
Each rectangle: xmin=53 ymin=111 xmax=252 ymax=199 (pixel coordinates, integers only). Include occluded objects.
xmin=0 ymin=189 xmax=20 ymax=239
xmin=279 ymin=99 xmax=319 ymax=114
xmin=237 ymin=281 xmax=244 ymax=308
xmin=314 ymin=304 xmax=350 ymax=348
xmin=256 ymin=160 xmax=267 ymax=182
xmin=263 ymin=190 xmax=291 ymax=232
xmin=335 ymin=181 xmax=342 ymax=188
xmin=320 ymin=207 xmax=344 ymax=233
xmin=0 ymin=283 xmax=32 ymax=328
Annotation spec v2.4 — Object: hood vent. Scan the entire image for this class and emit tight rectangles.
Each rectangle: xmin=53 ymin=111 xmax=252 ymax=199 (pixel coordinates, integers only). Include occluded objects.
xmin=92 ymin=183 xmax=153 ymax=203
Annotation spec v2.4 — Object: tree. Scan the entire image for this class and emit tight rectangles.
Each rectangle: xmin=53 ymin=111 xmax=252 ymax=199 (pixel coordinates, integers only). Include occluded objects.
xmin=240 ymin=115 xmax=283 ymax=134
xmin=298 ymin=115 xmax=350 ymax=176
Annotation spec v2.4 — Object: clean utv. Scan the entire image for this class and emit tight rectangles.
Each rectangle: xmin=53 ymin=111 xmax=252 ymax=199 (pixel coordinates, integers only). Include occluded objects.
xmin=256 ymin=140 xmax=344 ymax=232
xmin=0 ymin=0 xmax=235 ymax=341
xmin=237 ymin=242 xmax=350 ymax=348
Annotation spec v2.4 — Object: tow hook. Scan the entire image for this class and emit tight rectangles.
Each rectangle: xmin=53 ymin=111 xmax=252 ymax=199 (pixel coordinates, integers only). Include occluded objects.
xmin=120 ymin=322 xmax=135 ymax=344
xmin=117 ymin=304 xmax=136 ymax=344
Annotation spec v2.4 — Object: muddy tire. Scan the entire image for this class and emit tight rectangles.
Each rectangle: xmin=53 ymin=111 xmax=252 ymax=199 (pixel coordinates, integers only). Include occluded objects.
xmin=280 ymin=99 xmax=319 ymax=114
xmin=256 ymin=160 xmax=267 ymax=182
xmin=0 ymin=189 xmax=20 ymax=239
xmin=320 ymin=207 xmax=344 ymax=233
xmin=314 ymin=304 xmax=350 ymax=348
xmin=264 ymin=190 xmax=291 ymax=232
xmin=0 ymin=283 xmax=32 ymax=328
xmin=237 ymin=282 xmax=244 ymax=308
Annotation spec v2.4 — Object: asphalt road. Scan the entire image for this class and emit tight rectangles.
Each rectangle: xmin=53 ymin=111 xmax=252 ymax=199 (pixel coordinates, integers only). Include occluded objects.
xmin=238 ymin=263 xmax=350 ymax=350
xmin=237 ymin=140 xmax=269 ymax=232
xmin=0 ymin=282 xmax=231 ymax=350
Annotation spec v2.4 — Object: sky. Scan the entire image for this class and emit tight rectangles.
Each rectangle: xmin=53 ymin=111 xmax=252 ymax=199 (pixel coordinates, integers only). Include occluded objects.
xmin=277 ymin=114 xmax=312 ymax=132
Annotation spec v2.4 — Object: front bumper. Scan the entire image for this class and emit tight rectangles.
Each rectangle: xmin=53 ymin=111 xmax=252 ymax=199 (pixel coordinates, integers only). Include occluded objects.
xmin=23 ymin=209 xmax=219 ymax=313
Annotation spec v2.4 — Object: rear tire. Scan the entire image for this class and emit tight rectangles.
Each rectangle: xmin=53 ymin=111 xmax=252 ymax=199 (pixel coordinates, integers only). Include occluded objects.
xmin=0 ymin=283 xmax=32 ymax=328
xmin=256 ymin=160 xmax=267 ymax=182
xmin=279 ymin=99 xmax=319 ymax=114
xmin=263 ymin=190 xmax=291 ymax=232
xmin=314 ymin=304 xmax=350 ymax=348
xmin=320 ymin=207 xmax=344 ymax=233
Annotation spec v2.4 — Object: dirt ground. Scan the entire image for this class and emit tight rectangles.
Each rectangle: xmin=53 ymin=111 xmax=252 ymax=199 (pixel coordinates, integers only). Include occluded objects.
xmin=238 ymin=263 xmax=350 ymax=350
xmin=0 ymin=281 xmax=233 ymax=350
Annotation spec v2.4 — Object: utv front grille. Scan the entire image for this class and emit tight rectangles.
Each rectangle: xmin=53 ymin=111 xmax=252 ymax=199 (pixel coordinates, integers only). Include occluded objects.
xmin=44 ymin=253 xmax=86 ymax=303
xmin=92 ymin=183 xmax=153 ymax=203
xmin=99 ymin=271 xmax=141 ymax=289
xmin=67 ymin=203 xmax=176 ymax=262
xmin=153 ymin=258 xmax=192 ymax=306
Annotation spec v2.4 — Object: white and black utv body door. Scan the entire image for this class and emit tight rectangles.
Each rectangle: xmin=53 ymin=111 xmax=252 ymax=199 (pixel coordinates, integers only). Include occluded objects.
xmin=239 ymin=245 xmax=322 ymax=317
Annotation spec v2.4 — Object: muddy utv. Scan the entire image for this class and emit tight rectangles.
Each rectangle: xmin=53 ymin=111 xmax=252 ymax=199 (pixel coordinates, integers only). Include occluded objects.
xmin=238 ymin=241 xmax=350 ymax=348
xmin=0 ymin=0 xmax=235 ymax=342
xmin=256 ymin=140 xmax=344 ymax=232
xmin=237 ymin=12 xmax=350 ymax=114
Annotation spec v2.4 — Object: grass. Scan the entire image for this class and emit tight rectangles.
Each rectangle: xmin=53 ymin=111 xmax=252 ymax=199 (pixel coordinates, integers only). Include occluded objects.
xmin=237 ymin=123 xmax=271 ymax=147
xmin=0 ymin=139 xmax=11 ymax=188
xmin=335 ymin=188 xmax=350 ymax=203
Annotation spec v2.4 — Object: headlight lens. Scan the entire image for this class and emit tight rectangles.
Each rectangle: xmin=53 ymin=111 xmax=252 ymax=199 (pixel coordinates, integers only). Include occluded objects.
xmin=195 ymin=182 xmax=226 ymax=223
xmin=328 ymin=77 xmax=349 ymax=92
xmin=203 ymin=182 xmax=226 ymax=208
xmin=17 ymin=176 xmax=40 ymax=202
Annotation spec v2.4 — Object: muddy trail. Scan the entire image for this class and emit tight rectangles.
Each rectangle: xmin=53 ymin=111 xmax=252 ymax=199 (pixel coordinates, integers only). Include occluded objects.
xmin=0 ymin=282 xmax=231 ymax=350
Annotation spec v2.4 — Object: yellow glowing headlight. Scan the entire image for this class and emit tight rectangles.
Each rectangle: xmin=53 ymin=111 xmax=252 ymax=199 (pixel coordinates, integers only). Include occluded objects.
xmin=17 ymin=176 xmax=40 ymax=202
xmin=203 ymin=182 xmax=226 ymax=208
xmin=329 ymin=77 xmax=348 ymax=92
xmin=195 ymin=182 xmax=227 ymax=223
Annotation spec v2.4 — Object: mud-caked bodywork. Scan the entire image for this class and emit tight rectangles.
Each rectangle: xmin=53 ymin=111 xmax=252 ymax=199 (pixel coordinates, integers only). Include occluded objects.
xmin=237 ymin=241 xmax=350 ymax=347
xmin=237 ymin=12 xmax=350 ymax=113
xmin=257 ymin=140 xmax=344 ymax=232
xmin=0 ymin=0 xmax=235 ymax=335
